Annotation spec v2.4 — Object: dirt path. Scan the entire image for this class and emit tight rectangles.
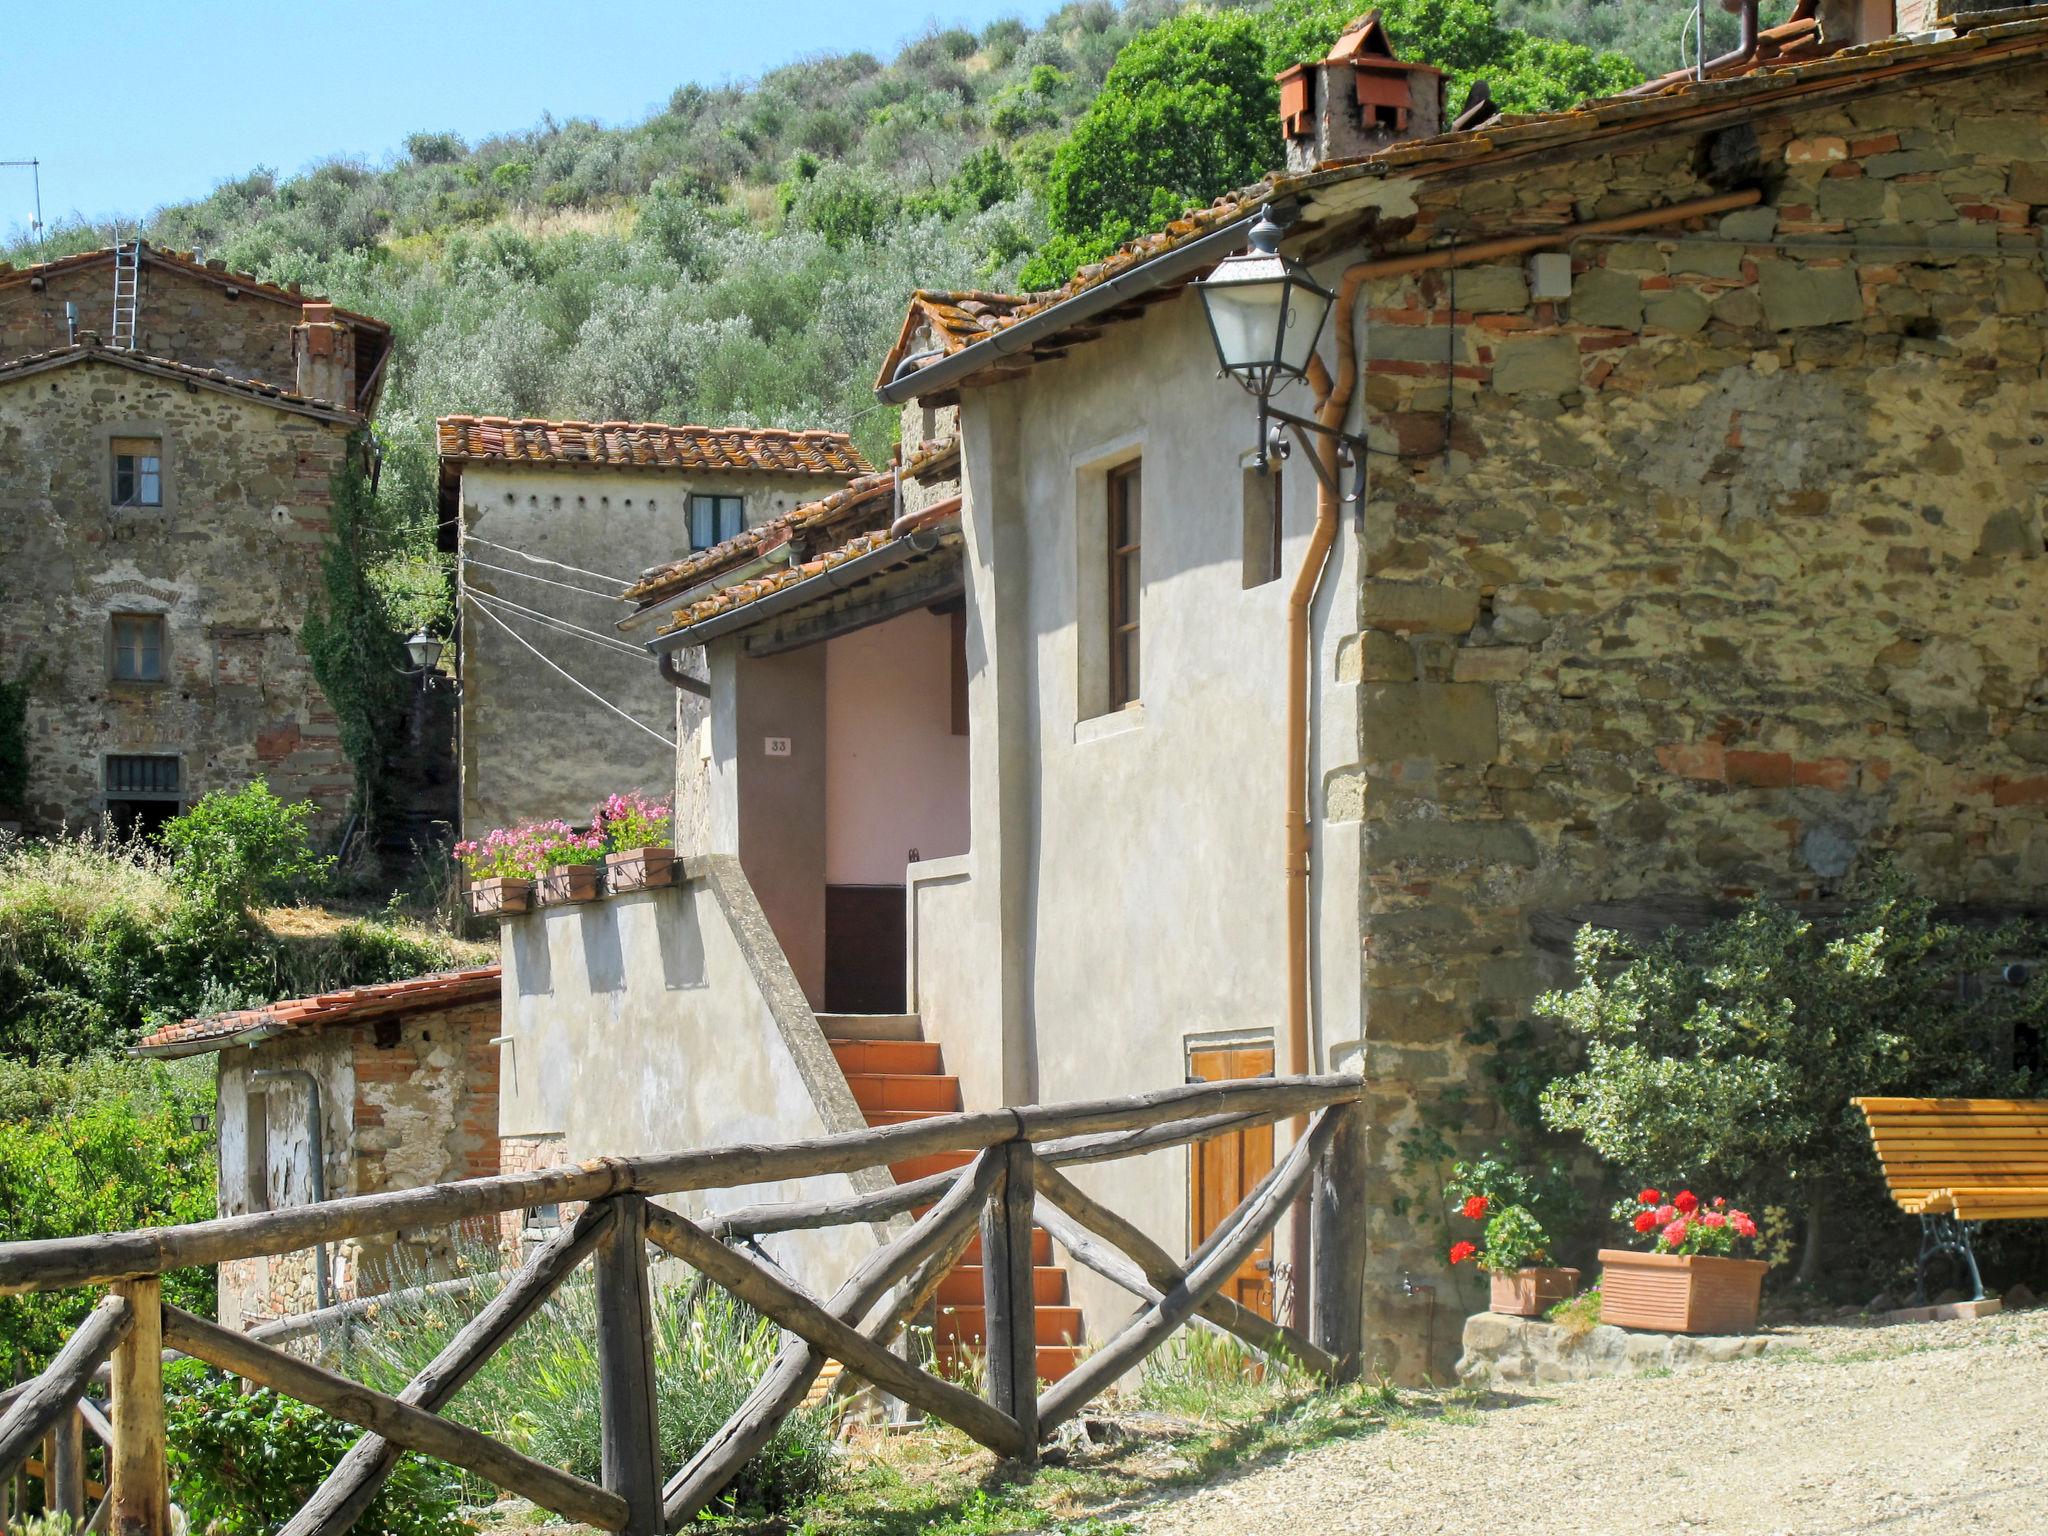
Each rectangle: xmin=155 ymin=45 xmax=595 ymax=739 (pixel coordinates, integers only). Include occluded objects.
xmin=1133 ymin=1309 xmax=2048 ymax=1536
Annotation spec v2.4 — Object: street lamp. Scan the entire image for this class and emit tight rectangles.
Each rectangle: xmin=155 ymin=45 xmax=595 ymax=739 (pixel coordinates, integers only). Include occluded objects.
xmin=398 ymin=628 xmax=445 ymax=678
xmin=1194 ymin=204 xmax=1366 ymax=498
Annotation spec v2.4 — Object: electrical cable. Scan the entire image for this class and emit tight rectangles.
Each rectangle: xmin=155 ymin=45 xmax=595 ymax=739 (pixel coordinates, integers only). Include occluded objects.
xmin=462 ymin=533 xmax=634 ymax=589
xmin=468 ymin=590 xmax=648 ymax=658
xmin=464 ymin=595 xmax=674 ymax=747
xmin=459 ymin=556 xmax=628 ymax=603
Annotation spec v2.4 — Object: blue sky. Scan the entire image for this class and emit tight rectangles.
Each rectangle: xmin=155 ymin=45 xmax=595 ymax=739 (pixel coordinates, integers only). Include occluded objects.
xmin=2 ymin=1 xmax=1035 ymax=243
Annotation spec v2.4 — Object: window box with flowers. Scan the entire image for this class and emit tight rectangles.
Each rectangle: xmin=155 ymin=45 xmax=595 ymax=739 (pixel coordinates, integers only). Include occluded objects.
xmin=1599 ymin=1189 xmax=1769 ymax=1334
xmin=597 ymin=792 xmax=676 ymax=892
xmin=457 ymin=820 xmax=603 ymax=914
xmin=1445 ymin=1158 xmax=1578 ymax=1318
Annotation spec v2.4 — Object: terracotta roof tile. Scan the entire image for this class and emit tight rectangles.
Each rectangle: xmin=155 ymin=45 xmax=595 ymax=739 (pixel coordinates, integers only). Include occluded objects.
xmin=133 ymin=966 xmax=502 ymax=1058
xmin=624 ymin=435 xmax=961 ymax=609
xmin=0 ymin=241 xmax=389 ymax=334
xmin=437 ymin=416 xmax=870 ymax=478
xmin=0 ymin=340 xmax=363 ymax=420
xmin=877 ymin=7 xmax=2048 ymax=393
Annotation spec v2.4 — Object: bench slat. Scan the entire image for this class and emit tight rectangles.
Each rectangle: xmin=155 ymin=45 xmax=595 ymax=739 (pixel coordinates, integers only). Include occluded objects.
xmin=1856 ymin=1098 xmax=2048 ymax=1224
xmin=1853 ymin=1098 xmax=2048 ymax=1113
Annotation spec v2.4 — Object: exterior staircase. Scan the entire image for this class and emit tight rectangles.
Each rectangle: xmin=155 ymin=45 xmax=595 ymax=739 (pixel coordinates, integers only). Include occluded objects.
xmin=820 ymin=1013 xmax=1082 ymax=1383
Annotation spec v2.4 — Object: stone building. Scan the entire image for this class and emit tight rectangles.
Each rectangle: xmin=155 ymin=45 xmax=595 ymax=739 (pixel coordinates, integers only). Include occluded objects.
xmin=0 ymin=244 xmax=390 ymax=834
xmin=538 ymin=0 xmax=2045 ymax=1385
xmin=134 ymin=965 xmax=503 ymax=1328
xmin=436 ymin=417 xmax=869 ymax=837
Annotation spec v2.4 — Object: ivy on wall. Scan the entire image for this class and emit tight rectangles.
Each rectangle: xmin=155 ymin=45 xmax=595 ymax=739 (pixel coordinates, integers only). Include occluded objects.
xmin=0 ymin=664 xmax=35 ymax=815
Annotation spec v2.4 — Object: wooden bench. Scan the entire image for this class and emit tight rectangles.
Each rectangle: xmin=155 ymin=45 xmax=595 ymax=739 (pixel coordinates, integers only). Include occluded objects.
xmin=1852 ymin=1096 xmax=2048 ymax=1302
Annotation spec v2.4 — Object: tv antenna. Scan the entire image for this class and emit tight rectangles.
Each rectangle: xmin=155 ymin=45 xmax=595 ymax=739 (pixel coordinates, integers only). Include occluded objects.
xmin=1 ymin=159 xmax=44 ymax=248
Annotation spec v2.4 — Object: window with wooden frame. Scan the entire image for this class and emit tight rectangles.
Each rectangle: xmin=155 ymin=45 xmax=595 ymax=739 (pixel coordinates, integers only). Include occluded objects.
xmin=1107 ymin=460 xmax=1142 ymax=709
xmin=110 ymin=436 xmax=163 ymax=508
xmin=110 ymin=613 xmax=166 ymax=683
xmin=689 ymin=492 xmax=745 ymax=551
xmin=1242 ymin=461 xmax=1283 ymax=589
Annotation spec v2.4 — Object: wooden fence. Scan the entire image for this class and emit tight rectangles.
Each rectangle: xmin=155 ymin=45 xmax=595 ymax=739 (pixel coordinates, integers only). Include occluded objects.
xmin=0 ymin=1073 xmax=1367 ymax=1535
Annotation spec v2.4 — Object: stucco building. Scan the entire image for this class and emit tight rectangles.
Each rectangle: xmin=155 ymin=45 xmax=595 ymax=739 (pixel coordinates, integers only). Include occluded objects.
xmin=478 ymin=0 xmax=2048 ymax=1384
xmin=0 ymin=243 xmax=390 ymax=834
xmin=135 ymin=966 xmax=503 ymax=1328
xmin=437 ymin=417 xmax=869 ymax=838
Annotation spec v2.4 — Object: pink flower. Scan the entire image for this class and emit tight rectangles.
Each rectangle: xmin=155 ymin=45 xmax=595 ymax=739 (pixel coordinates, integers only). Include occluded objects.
xmin=1654 ymin=1204 xmax=1678 ymax=1225
xmin=1662 ymin=1219 xmax=1689 ymax=1247
xmin=1712 ymin=1196 xmax=1728 ymax=1209
xmin=1731 ymin=1212 xmax=1757 ymax=1239
xmin=1701 ymin=1212 xmax=1727 ymax=1229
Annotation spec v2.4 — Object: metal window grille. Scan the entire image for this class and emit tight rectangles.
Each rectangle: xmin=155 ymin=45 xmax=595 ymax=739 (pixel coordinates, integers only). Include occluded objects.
xmin=1108 ymin=461 xmax=1142 ymax=708
xmin=111 ymin=614 xmax=164 ymax=682
xmin=688 ymin=493 xmax=745 ymax=551
xmin=104 ymin=754 xmax=181 ymax=799
xmin=111 ymin=436 xmax=162 ymax=507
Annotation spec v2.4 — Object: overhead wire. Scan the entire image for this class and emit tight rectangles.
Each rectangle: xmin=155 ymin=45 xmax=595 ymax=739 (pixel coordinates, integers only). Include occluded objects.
xmin=464 ymin=595 xmax=674 ymax=748
xmin=460 ymin=532 xmax=636 ymax=589
xmin=460 ymin=556 xmax=628 ymax=603
xmin=467 ymin=589 xmax=648 ymax=658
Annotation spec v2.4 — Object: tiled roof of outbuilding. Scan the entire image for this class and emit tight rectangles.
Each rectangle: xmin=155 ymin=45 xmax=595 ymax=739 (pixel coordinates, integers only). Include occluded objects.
xmin=437 ymin=416 xmax=870 ymax=478
xmin=0 ymin=340 xmax=362 ymax=421
xmin=133 ymin=966 xmax=502 ymax=1059
xmin=624 ymin=435 xmax=961 ymax=610
xmin=877 ymin=4 xmax=2048 ymax=394
xmin=0 ymin=241 xmax=389 ymax=334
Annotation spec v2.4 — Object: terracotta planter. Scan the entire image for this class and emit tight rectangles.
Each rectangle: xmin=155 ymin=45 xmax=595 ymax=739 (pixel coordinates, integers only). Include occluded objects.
xmin=606 ymin=846 xmax=676 ymax=892
xmin=1488 ymin=1266 xmax=1580 ymax=1318
xmin=1598 ymin=1249 xmax=1769 ymax=1334
xmin=535 ymin=864 xmax=603 ymax=906
xmin=466 ymin=876 xmax=531 ymax=917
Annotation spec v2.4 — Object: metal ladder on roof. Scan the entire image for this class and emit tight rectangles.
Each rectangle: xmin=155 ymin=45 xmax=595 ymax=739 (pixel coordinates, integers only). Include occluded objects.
xmin=110 ymin=238 xmax=141 ymax=349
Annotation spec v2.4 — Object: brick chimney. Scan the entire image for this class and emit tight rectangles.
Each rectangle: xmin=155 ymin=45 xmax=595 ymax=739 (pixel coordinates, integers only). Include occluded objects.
xmin=1278 ymin=11 xmax=1445 ymax=175
xmin=291 ymin=300 xmax=356 ymax=409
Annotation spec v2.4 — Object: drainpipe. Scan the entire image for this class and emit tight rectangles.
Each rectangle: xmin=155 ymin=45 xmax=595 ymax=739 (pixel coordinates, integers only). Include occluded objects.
xmin=250 ymin=1068 xmax=329 ymax=1310
xmin=1279 ymin=186 xmax=1761 ymax=1331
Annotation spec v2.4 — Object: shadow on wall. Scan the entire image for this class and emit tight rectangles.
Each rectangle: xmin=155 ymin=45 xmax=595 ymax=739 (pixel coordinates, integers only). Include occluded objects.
xmin=579 ymin=903 xmax=626 ymax=994
xmin=510 ymin=919 xmax=552 ymax=997
xmin=653 ymin=893 xmax=708 ymax=990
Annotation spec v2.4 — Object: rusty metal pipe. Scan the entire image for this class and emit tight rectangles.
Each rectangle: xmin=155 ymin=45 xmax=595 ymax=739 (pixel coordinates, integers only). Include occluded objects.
xmin=888 ymin=493 xmax=964 ymax=540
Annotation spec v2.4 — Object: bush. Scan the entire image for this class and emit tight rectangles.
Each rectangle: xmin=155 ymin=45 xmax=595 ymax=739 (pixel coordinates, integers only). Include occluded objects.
xmin=163 ymin=780 xmax=333 ymax=915
xmin=0 ymin=1057 xmax=215 ymax=1373
xmin=164 ymin=1362 xmax=467 ymax=1535
xmin=1538 ymin=868 xmax=2048 ymax=1286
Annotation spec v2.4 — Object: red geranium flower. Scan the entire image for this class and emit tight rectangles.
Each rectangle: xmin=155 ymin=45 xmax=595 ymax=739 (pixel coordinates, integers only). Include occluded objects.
xmin=1674 ymin=1190 xmax=1699 ymax=1214
xmin=1448 ymin=1240 xmax=1478 ymax=1265
xmin=1633 ymin=1210 xmax=1659 ymax=1234
xmin=1460 ymin=1195 xmax=1490 ymax=1222
xmin=1638 ymin=1188 xmax=1662 ymax=1205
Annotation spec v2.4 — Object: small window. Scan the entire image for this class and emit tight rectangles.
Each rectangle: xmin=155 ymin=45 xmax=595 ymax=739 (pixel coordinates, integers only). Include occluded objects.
xmin=111 ymin=613 xmax=166 ymax=682
xmin=105 ymin=754 xmax=182 ymax=837
xmin=245 ymin=1091 xmax=270 ymax=1215
xmin=111 ymin=436 xmax=163 ymax=508
xmin=1242 ymin=462 xmax=1283 ymax=589
xmin=689 ymin=493 xmax=745 ymax=551
xmin=1107 ymin=461 xmax=1142 ymax=710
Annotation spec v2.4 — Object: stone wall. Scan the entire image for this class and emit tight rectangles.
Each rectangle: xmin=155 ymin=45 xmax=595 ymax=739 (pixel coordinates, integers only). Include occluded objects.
xmin=0 ymin=260 xmax=303 ymax=387
xmin=0 ymin=355 xmax=354 ymax=831
xmin=1341 ymin=64 xmax=2048 ymax=1380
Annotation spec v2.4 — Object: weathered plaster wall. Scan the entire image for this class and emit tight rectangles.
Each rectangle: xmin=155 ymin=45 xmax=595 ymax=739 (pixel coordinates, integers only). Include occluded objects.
xmin=1341 ymin=66 xmax=2048 ymax=1379
xmin=0 ymin=262 xmax=303 ymax=386
xmin=496 ymin=858 xmax=887 ymax=1293
xmin=457 ymin=463 xmax=827 ymax=836
xmin=0 ymin=357 xmax=353 ymax=830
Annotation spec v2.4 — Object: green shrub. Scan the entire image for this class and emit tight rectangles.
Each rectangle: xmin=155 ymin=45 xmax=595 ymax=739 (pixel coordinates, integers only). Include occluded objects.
xmin=163 ymin=781 xmax=333 ymax=915
xmin=163 ymin=1362 xmax=467 ymax=1535
xmin=0 ymin=1057 xmax=215 ymax=1373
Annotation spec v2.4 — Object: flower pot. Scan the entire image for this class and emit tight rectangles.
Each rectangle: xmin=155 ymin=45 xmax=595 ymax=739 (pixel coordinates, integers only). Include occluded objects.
xmin=1597 ymin=1250 xmax=1769 ymax=1334
xmin=606 ymin=846 xmax=676 ymax=892
xmin=1488 ymin=1266 xmax=1580 ymax=1318
xmin=466 ymin=876 xmax=531 ymax=917
xmin=535 ymin=864 xmax=603 ymax=906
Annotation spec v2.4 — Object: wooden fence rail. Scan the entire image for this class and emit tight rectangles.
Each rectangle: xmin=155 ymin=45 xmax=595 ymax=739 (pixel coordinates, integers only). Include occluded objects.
xmin=0 ymin=1073 xmax=1366 ymax=1536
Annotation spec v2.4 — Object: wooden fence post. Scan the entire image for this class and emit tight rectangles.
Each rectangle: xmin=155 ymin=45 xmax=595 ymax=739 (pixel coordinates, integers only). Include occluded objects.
xmin=109 ymin=1277 xmax=168 ymax=1536
xmin=1309 ymin=1097 xmax=1368 ymax=1382
xmin=980 ymin=1140 xmax=1038 ymax=1454
xmin=44 ymin=1405 xmax=87 ymax=1517
xmin=593 ymin=1196 xmax=662 ymax=1533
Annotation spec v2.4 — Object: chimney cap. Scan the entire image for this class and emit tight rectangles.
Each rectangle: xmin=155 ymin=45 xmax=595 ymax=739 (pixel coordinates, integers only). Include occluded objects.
xmin=300 ymin=300 xmax=336 ymax=324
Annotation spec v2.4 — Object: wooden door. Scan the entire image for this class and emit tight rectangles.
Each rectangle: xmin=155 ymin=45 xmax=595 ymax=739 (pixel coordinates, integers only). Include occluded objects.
xmin=824 ymin=884 xmax=907 ymax=1014
xmin=1188 ymin=1044 xmax=1276 ymax=1318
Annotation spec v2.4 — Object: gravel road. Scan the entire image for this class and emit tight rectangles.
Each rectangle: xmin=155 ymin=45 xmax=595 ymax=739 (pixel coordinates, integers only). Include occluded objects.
xmin=1134 ymin=1308 xmax=2048 ymax=1536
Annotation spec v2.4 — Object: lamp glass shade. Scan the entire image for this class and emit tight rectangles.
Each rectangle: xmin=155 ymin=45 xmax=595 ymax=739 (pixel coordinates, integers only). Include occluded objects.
xmin=405 ymin=629 xmax=444 ymax=672
xmin=1195 ymin=241 xmax=1333 ymax=397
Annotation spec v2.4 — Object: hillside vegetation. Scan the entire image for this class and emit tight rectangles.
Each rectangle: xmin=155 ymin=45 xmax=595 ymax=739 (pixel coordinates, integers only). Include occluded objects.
xmin=7 ymin=1 xmax=1786 ymax=620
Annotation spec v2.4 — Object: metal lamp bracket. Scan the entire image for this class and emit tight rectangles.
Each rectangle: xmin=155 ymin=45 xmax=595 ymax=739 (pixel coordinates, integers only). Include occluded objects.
xmin=1256 ymin=398 xmax=1369 ymax=503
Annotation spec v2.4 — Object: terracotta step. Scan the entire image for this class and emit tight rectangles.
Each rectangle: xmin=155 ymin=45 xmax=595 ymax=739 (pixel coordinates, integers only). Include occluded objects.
xmin=817 ymin=1013 xmax=923 ymax=1041
xmin=890 ymin=1150 xmax=973 ymax=1183
xmin=941 ymin=1264 xmax=1068 ymax=1306
xmin=846 ymin=1073 xmax=962 ymax=1114
xmin=959 ymin=1227 xmax=1052 ymax=1266
xmin=830 ymin=1038 xmax=944 ymax=1076
xmin=934 ymin=1343 xmax=1084 ymax=1384
xmin=863 ymin=1108 xmax=953 ymax=1127
xmin=934 ymin=1303 xmax=1084 ymax=1349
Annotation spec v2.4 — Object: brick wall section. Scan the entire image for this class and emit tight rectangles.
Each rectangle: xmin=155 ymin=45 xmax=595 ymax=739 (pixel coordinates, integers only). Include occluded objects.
xmin=0 ymin=261 xmax=301 ymax=387
xmin=1337 ymin=65 xmax=2048 ymax=1378
xmin=495 ymin=1133 xmax=570 ymax=1253
xmin=0 ymin=357 xmax=354 ymax=830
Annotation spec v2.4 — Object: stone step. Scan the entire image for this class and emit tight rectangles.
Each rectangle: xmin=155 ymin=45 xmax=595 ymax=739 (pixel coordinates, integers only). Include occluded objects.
xmin=817 ymin=1013 xmax=923 ymax=1041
